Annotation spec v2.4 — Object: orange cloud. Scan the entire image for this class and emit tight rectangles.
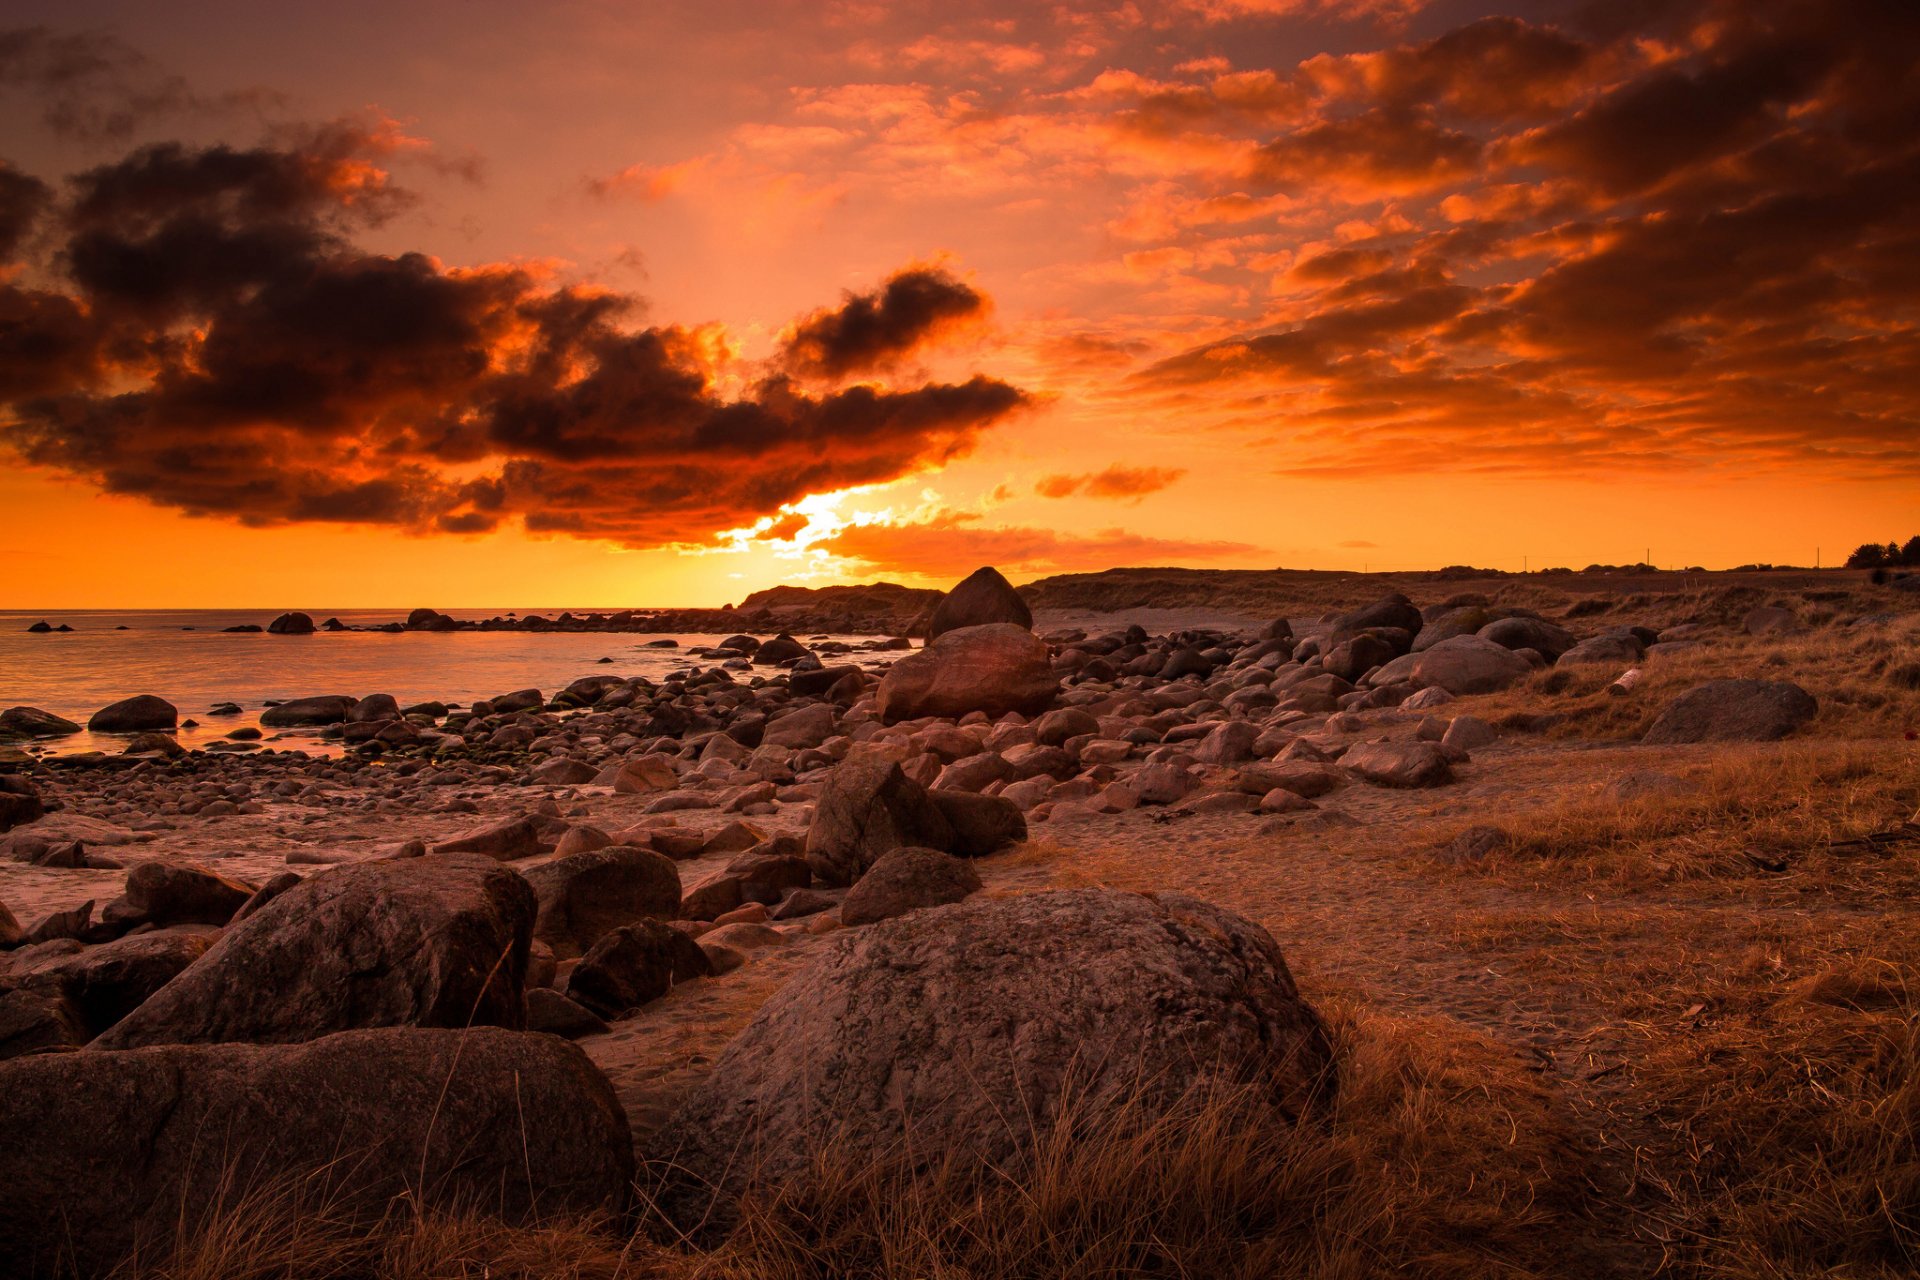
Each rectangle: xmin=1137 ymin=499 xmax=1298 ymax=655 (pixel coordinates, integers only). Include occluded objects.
xmin=1035 ymin=464 xmax=1188 ymax=500
xmin=819 ymin=511 xmax=1258 ymax=577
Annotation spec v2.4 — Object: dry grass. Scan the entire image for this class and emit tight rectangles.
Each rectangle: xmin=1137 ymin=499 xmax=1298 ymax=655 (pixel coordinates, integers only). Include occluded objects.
xmin=109 ymin=1006 xmax=1599 ymax=1280
xmin=1430 ymin=740 xmax=1920 ymax=890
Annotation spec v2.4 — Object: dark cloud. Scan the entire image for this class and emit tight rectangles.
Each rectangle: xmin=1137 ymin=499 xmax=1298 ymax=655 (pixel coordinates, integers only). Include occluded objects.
xmin=0 ymin=132 xmax=1029 ymax=546
xmin=778 ymin=266 xmax=988 ymax=380
xmin=0 ymin=26 xmax=276 ymax=141
xmin=0 ymin=162 xmax=50 ymax=260
xmin=1124 ymin=0 xmax=1920 ymax=480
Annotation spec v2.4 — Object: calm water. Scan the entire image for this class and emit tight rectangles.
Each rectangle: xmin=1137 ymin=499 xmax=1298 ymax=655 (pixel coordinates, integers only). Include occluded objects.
xmin=0 ymin=609 xmax=887 ymax=756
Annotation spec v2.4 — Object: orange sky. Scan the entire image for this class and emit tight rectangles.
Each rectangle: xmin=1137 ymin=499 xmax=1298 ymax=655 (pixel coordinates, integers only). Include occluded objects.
xmin=1 ymin=0 xmax=1915 ymax=607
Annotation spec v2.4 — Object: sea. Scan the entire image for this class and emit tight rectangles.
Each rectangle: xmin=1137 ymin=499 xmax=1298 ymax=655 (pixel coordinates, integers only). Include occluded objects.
xmin=0 ymin=608 xmax=891 ymax=757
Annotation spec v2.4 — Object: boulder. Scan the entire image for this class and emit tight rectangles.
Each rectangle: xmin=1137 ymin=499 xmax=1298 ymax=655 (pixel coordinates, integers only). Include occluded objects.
xmin=1330 ymin=596 xmax=1423 ymax=644
xmin=874 ymin=623 xmax=1058 ymax=725
xmin=0 ymin=707 xmax=80 ymax=740
xmin=432 ymin=814 xmax=544 ymax=860
xmin=265 ymin=611 xmax=315 ymax=635
xmin=259 ymin=695 xmax=355 ymax=727
xmin=1341 ymin=741 xmax=1454 ymax=788
xmin=9 ymin=930 xmax=215 ymax=1038
xmin=753 ymin=634 xmax=810 ymax=666
xmin=804 ymin=753 xmax=955 ymax=886
xmin=841 ymin=846 xmax=982 ymax=926
xmin=534 ymin=757 xmax=599 ymax=787
xmin=0 ymin=986 xmax=86 ymax=1059
xmin=1557 ymin=633 xmax=1643 ymax=665
xmin=94 ymin=854 xmax=533 ymax=1049
xmin=525 ymin=987 xmax=609 ymax=1038
xmin=521 ymin=845 xmax=681 ymax=959
xmin=347 ymin=693 xmax=400 ymax=723
xmin=927 ymin=789 xmax=1027 ymax=857
xmin=761 ymin=702 xmax=838 ymax=749
xmin=87 ymin=695 xmax=178 ymax=733
xmin=1642 ymin=679 xmax=1818 ymax=745
xmin=926 ymin=566 xmax=1032 ymax=640
xmin=1375 ymin=635 xmax=1532 ymax=695
xmin=0 ymin=1028 xmax=632 ymax=1279
xmin=101 ymin=862 xmax=256 ymax=929
xmin=406 ymin=607 xmax=458 ymax=631
xmin=565 ymin=920 xmax=713 ymax=1019
xmin=613 ymin=755 xmax=679 ymax=794
xmin=0 ymin=784 xmax=43 ymax=834
xmin=1478 ymin=616 xmax=1576 ymax=661
xmin=645 ymin=889 xmax=1333 ymax=1232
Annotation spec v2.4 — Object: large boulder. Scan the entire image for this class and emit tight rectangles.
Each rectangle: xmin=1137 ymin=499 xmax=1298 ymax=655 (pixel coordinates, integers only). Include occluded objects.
xmin=521 ymin=845 xmax=681 ymax=959
xmin=874 ymin=623 xmax=1058 ymax=725
xmin=259 ymin=695 xmax=356 ymax=727
xmin=645 ymin=889 xmax=1333 ymax=1232
xmin=7 ymin=930 xmax=215 ymax=1039
xmin=1341 ymin=740 xmax=1454 ymax=789
xmin=87 ymin=695 xmax=177 ymax=733
xmin=1642 ymin=679 xmax=1818 ymax=745
xmin=928 ymin=788 xmax=1027 ymax=856
xmin=266 ymin=611 xmax=315 ymax=635
xmin=841 ymin=846 xmax=981 ymax=925
xmin=805 ymin=753 xmax=955 ymax=886
xmin=926 ymin=566 xmax=1032 ymax=640
xmin=1373 ymin=634 xmax=1532 ymax=695
xmin=565 ymin=920 xmax=713 ymax=1019
xmin=101 ymin=861 xmax=256 ymax=930
xmin=94 ymin=854 xmax=533 ymax=1049
xmin=1329 ymin=595 xmax=1423 ymax=645
xmin=1478 ymin=616 xmax=1575 ymax=661
xmin=0 ymin=707 xmax=80 ymax=740
xmin=0 ymin=1028 xmax=632 ymax=1278
xmin=0 ymin=780 xmax=43 ymax=834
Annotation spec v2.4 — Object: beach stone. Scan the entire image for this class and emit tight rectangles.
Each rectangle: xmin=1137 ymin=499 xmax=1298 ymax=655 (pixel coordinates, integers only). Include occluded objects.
xmin=1441 ymin=715 xmax=1497 ymax=751
xmin=1192 ymin=719 xmax=1260 ymax=765
xmin=93 ymin=854 xmax=532 ymax=1049
xmin=753 ymin=634 xmax=810 ymax=666
xmin=432 ymin=813 xmax=544 ymax=860
xmin=874 ymin=623 xmax=1058 ymax=725
xmin=0 ymin=784 xmax=44 ymax=834
xmin=10 ymin=930 xmax=215 ymax=1039
xmin=492 ymin=689 xmax=545 ymax=713
xmin=926 ymin=566 xmax=1032 ymax=640
xmin=1235 ymin=762 xmax=1339 ymax=798
xmin=259 ymin=695 xmax=355 ymax=727
xmin=613 ymin=754 xmax=679 ymax=793
xmin=0 ymin=897 xmax=20 ymax=948
xmin=927 ymin=789 xmax=1027 ymax=857
xmin=1033 ymin=707 xmax=1099 ymax=746
xmin=0 ymin=707 xmax=80 ymax=740
xmin=727 ymin=851 xmax=812 ymax=905
xmin=522 ymin=845 xmax=681 ymax=959
xmin=525 ymin=987 xmax=609 ymax=1038
xmin=122 ymin=731 xmax=185 ymax=758
xmin=0 ymin=1028 xmax=632 ymax=1279
xmin=87 ymin=695 xmax=178 ymax=733
xmin=1478 ymin=616 xmax=1576 ymax=661
xmin=841 ymin=846 xmax=982 ymax=926
xmin=1341 ymin=741 xmax=1454 ymax=788
xmin=805 ymin=753 xmax=955 ymax=886
xmin=1558 ymin=633 xmax=1643 ymax=665
xmin=534 ymin=757 xmax=599 ymax=786
xmin=102 ymin=862 xmax=256 ymax=929
xmin=232 ymin=872 xmax=302 ymax=923
xmin=347 ymin=693 xmax=399 ymax=722
xmin=1330 ymin=596 xmax=1422 ymax=645
xmin=1376 ymin=635 xmax=1532 ymax=695
xmin=1642 ymin=679 xmax=1817 ymax=745
xmin=554 ymin=824 xmax=613 ymax=857
xmin=762 ymin=702 xmax=838 ymax=749
xmin=266 ymin=611 xmax=315 ymax=635
xmin=645 ymin=889 xmax=1334 ymax=1234
xmin=565 ymin=920 xmax=712 ymax=1019
xmin=0 ymin=986 xmax=86 ymax=1059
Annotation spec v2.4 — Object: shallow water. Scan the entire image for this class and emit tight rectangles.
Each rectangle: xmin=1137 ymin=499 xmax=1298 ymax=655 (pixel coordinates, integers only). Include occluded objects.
xmin=0 ymin=608 xmax=887 ymax=755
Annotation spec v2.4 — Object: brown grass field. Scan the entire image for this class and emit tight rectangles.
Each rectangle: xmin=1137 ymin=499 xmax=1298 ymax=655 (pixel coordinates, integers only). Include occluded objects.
xmin=107 ymin=575 xmax=1920 ymax=1279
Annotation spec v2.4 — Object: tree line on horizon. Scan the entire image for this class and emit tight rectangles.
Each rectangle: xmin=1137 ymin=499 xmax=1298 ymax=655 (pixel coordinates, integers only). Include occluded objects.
xmin=1846 ymin=537 xmax=1920 ymax=568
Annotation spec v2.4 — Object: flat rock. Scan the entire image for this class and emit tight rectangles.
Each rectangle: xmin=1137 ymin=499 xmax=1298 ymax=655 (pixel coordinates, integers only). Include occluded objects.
xmin=1642 ymin=679 xmax=1817 ymax=745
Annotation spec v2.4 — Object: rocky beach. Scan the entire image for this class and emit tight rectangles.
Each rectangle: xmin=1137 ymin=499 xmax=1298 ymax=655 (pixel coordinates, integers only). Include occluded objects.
xmin=2 ymin=564 xmax=1917 ymax=1277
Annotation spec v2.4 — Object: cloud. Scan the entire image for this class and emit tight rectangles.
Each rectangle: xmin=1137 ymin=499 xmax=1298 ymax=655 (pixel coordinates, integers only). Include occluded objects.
xmin=1035 ymin=463 xmax=1187 ymax=500
xmin=818 ymin=510 xmax=1258 ymax=577
xmin=777 ymin=265 xmax=988 ymax=381
xmin=0 ymin=129 xmax=1030 ymax=547
xmin=0 ymin=26 xmax=277 ymax=140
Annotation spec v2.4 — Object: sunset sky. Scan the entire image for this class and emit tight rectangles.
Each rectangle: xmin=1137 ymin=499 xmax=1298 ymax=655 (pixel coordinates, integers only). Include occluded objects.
xmin=1 ymin=0 xmax=1915 ymax=607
